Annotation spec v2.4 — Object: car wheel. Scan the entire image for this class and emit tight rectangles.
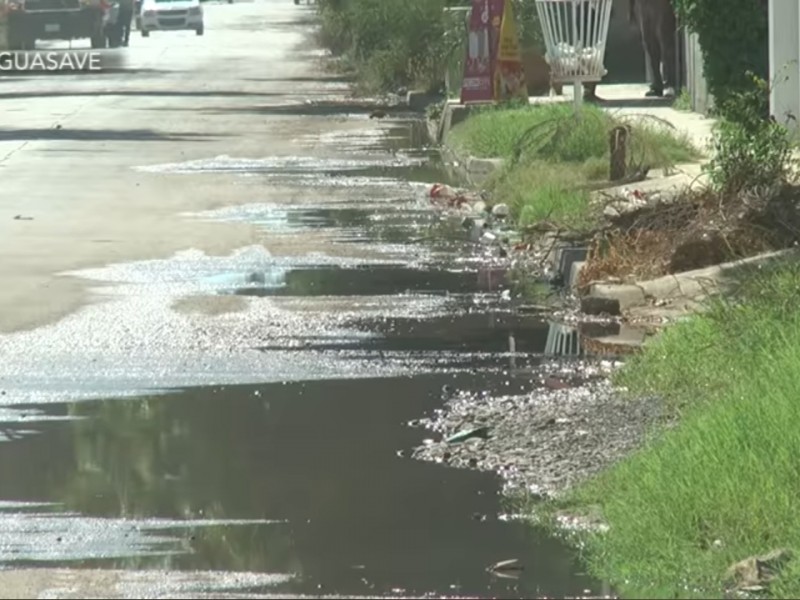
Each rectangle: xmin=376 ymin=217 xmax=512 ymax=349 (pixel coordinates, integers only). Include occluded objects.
xmin=142 ymin=29 xmax=150 ymax=37
xmin=196 ymin=26 xmax=203 ymax=35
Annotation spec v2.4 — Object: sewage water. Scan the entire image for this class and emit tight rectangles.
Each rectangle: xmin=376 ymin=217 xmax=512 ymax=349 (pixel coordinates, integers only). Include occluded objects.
xmin=0 ymin=376 xmax=598 ymax=598
xmin=0 ymin=116 xmax=607 ymax=597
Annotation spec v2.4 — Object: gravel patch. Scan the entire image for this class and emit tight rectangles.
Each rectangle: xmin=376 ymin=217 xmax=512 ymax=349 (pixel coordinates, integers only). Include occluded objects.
xmin=411 ymin=359 xmax=668 ymax=500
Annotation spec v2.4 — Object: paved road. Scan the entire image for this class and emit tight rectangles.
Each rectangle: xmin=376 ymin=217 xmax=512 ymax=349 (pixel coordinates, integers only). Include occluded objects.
xmin=0 ymin=2 xmax=436 ymax=596
xmin=0 ymin=0 xmax=382 ymax=334
xmin=0 ymin=0 xmax=447 ymax=404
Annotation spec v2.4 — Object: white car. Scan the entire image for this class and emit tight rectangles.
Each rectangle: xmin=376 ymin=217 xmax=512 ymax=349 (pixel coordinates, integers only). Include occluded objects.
xmin=139 ymin=0 xmax=204 ymax=37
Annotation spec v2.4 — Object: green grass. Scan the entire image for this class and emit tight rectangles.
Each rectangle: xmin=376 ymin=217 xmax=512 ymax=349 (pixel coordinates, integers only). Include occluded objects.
xmin=488 ymin=160 xmax=597 ymax=230
xmin=672 ymin=88 xmax=693 ymax=112
xmin=448 ymin=103 xmax=700 ymax=168
xmin=559 ymin=258 xmax=800 ymax=598
xmin=449 ymin=103 xmax=700 ymax=231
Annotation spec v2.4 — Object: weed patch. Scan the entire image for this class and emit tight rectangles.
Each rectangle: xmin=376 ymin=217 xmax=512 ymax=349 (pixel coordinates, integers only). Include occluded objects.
xmin=448 ymin=103 xmax=699 ymax=168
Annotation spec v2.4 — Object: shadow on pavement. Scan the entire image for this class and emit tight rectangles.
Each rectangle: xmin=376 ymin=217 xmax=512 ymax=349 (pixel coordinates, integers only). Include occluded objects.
xmin=0 ymin=90 xmax=320 ymax=100
xmin=198 ymin=101 xmax=419 ymax=118
xmin=0 ymin=128 xmax=228 ymax=142
xmin=0 ymin=68 xmax=176 ymax=78
xmin=242 ymin=75 xmax=354 ymax=84
xmin=592 ymin=97 xmax=677 ymax=109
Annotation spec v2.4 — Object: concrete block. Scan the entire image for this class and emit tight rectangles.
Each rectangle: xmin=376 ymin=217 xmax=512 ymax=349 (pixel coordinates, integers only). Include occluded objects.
xmin=638 ymin=274 xmax=708 ymax=301
xmin=580 ymin=295 xmax=621 ymax=316
xmin=590 ymin=324 xmax=647 ymax=347
xmin=588 ymin=283 xmax=647 ymax=311
xmin=407 ymin=91 xmax=440 ymax=112
xmin=569 ymin=260 xmax=585 ymax=288
xmin=579 ymin=320 xmax=621 ymax=338
xmin=441 ymin=103 xmax=473 ymax=143
xmin=556 ymin=246 xmax=587 ymax=284
xmin=466 ymin=156 xmax=504 ymax=181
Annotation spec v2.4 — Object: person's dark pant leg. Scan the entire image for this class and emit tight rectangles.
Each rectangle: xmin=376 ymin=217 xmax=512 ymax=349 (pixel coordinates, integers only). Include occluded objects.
xmin=639 ymin=9 xmax=664 ymax=95
xmin=582 ymin=4 xmax=601 ymax=100
xmin=119 ymin=6 xmax=133 ymax=44
xmin=656 ymin=0 xmax=678 ymax=91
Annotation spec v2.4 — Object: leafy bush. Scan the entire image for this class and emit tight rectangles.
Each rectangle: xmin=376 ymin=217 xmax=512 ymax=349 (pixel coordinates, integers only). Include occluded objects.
xmin=315 ymin=0 xmax=449 ymax=92
xmin=706 ymin=75 xmax=796 ymax=195
xmin=673 ymin=0 xmax=769 ymax=110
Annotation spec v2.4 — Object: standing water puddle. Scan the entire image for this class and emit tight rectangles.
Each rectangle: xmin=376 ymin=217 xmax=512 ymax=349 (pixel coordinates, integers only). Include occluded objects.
xmin=225 ymin=265 xmax=485 ymax=298
xmin=0 ymin=117 xmax=608 ymax=597
xmin=0 ymin=376 xmax=600 ymax=598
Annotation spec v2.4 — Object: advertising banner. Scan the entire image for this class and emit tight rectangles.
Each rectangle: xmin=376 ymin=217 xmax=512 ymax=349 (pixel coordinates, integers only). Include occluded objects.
xmin=460 ymin=0 xmax=525 ymax=104
xmin=494 ymin=0 xmax=527 ymax=102
xmin=460 ymin=0 xmax=494 ymax=104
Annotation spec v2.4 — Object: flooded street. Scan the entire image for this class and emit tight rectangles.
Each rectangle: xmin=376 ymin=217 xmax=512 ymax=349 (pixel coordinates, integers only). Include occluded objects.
xmin=0 ymin=1 xmax=605 ymax=597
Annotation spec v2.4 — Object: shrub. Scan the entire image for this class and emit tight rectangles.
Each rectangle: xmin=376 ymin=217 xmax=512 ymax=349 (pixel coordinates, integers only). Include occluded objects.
xmin=706 ymin=75 xmax=796 ymax=196
xmin=673 ymin=0 xmax=769 ymax=111
xmin=315 ymin=0 xmax=449 ymax=93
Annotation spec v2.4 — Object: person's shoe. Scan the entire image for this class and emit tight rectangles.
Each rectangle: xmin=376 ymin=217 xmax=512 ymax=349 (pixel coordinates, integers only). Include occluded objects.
xmin=645 ymin=86 xmax=664 ymax=98
xmin=663 ymin=86 xmax=676 ymax=98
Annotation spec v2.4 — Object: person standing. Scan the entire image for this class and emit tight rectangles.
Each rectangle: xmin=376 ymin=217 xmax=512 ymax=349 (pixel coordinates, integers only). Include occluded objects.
xmin=582 ymin=0 xmax=611 ymax=102
xmin=632 ymin=0 xmax=678 ymax=97
xmin=118 ymin=0 xmax=135 ymax=46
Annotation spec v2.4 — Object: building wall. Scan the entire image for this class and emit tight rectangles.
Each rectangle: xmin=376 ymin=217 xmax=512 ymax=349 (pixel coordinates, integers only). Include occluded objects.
xmin=769 ymin=0 xmax=800 ymax=133
xmin=684 ymin=31 xmax=713 ymax=115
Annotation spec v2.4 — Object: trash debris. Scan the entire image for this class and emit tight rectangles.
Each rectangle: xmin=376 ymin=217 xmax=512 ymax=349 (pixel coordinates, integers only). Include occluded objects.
xmin=491 ymin=203 xmax=510 ymax=218
xmin=725 ymin=548 xmax=793 ymax=593
xmin=487 ymin=558 xmax=524 ymax=578
xmin=445 ymin=426 xmax=490 ymax=444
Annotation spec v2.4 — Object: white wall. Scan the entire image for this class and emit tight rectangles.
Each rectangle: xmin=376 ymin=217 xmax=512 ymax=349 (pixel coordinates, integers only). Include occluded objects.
xmin=769 ymin=0 xmax=800 ymax=132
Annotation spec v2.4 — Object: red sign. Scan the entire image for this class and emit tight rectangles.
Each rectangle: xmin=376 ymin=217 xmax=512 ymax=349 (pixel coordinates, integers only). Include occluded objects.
xmin=460 ymin=0 xmax=505 ymax=104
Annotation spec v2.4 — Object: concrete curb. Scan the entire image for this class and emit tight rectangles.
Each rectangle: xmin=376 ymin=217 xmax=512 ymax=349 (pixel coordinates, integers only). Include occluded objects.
xmin=581 ymin=248 xmax=800 ymax=315
xmin=406 ymin=90 xmax=441 ymax=112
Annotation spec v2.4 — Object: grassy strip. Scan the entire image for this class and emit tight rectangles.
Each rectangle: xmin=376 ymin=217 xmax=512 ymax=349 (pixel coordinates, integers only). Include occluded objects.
xmin=558 ymin=258 xmax=800 ymax=598
xmin=447 ymin=103 xmax=700 ymax=230
xmin=448 ymin=103 xmax=699 ymax=165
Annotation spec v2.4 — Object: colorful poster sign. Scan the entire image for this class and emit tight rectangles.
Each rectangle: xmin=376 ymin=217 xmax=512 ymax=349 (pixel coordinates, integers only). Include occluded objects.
xmin=460 ymin=0 xmax=494 ymax=104
xmin=494 ymin=0 xmax=527 ymax=102
xmin=460 ymin=0 xmax=525 ymax=104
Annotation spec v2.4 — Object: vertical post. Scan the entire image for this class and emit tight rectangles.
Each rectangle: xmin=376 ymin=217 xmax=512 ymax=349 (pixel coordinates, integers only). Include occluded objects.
xmin=769 ymin=0 xmax=800 ymax=132
xmin=572 ymin=0 xmax=581 ymax=111
xmin=609 ymin=125 xmax=628 ymax=181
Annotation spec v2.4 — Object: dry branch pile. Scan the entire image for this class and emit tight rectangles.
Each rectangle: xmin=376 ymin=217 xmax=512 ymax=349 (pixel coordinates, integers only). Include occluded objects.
xmin=578 ymin=184 xmax=800 ymax=288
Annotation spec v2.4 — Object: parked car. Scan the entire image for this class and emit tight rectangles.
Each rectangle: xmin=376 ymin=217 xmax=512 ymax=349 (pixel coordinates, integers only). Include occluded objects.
xmin=139 ymin=0 xmax=202 ymax=37
xmin=2 ymin=0 xmax=120 ymax=50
